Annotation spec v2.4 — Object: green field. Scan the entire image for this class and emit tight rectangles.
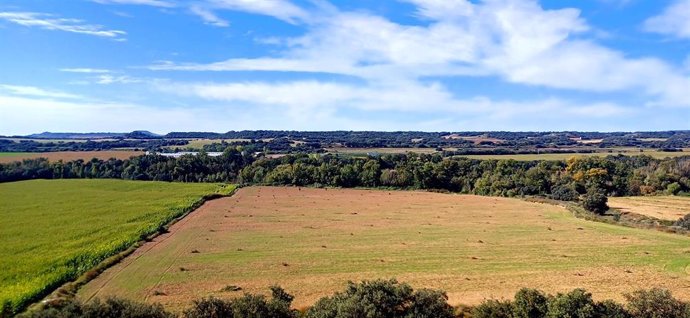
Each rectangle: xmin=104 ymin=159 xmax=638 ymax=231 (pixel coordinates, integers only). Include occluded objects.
xmin=0 ymin=152 xmax=30 ymax=157
xmin=0 ymin=179 xmax=231 ymax=314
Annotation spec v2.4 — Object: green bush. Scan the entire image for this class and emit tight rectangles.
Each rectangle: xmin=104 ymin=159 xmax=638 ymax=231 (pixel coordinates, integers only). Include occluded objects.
xmin=184 ymin=286 xmax=295 ymax=318
xmin=582 ymin=188 xmax=609 ymax=214
xmin=596 ymin=300 xmax=631 ymax=318
xmin=625 ymin=289 xmax=690 ymax=318
xmin=513 ymin=288 xmax=548 ymax=318
xmin=472 ymin=299 xmax=514 ymax=318
xmin=304 ymin=279 xmax=454 ymax=318
xmin=546 ymin=289 xmax=597 ymax=318
xmin=550 ymin=185 xmax=579 ymax=202
xmin=19 ymin=298 xmax=173 ymax=318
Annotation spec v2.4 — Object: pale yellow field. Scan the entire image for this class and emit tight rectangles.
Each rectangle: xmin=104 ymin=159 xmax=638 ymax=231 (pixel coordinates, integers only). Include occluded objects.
xmin=80 ymin=187 xmax=690 ymax=312
xmin=609 ymin=196 xmax=690 ymax=221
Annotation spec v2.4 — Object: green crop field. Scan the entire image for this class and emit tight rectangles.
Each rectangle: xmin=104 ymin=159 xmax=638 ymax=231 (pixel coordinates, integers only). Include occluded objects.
xmin=0 ymin=179 xmax=233 ymax=315
xmin=0 ymin=152 xmax=30 ymax=157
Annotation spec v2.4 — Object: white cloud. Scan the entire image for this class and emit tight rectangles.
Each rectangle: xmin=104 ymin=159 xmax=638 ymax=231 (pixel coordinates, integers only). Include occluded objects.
xmin=0 ymin=12 xmax=126 ymax=39
xmin=151 ymin=0 xmax=690 ymax=108
xmin=644 ymin=0 xmax=690 ymax=38
xmin=94 ymin=75 xmax=142 ymax=84
xmin=203 ymin=0 xmax=310 ymax=24
xmin=190 ymin=6 xmax=229 ymax=27
xmin=0 ymin=84 xmax=82 ymax=99
xmin=60 ymin=68 xmax=111 ymax=74
xmin=92 ymin=0 xmax=175 ymax=7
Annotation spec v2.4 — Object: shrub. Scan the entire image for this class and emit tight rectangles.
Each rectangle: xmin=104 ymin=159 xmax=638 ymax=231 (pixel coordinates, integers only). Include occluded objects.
xmin=304 ymin=279 xmax=454 ymax=318
xmin=547 ymin=289 xmax=597 ymax=318
xmin=667 ymin=182 xmax=682 ymax=195
xmin=582 ymin=188 xmax=608 ymax=214
xmin=184 ymin=286 xmax=295 ymax=318
xmin=472 ymin=299 xmax=515 ymax=318
xmin=625 ymin=289 xmax=690 ymax=318
xmin=674 ymin=214 xmax=690 ymax=230
xmin=596 ymin=300 xmax=631 ymax=318
xmin=550 ymin=185 xmax=579 ymax=202
xmin=19 ymin=297 xmax=173 ymax=318
xmin=513 ymin=288 xmax=548 ymax=318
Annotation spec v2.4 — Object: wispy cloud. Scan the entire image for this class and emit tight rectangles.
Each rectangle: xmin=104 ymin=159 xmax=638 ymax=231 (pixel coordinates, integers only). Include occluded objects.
xmin=643 ymin=0 xmax=690 ymax=39
xmin=0 ymin=84 xmax=82 ymax=99
xmin=190 ymin=5 xmax=229 ymax=27
xmin=94 ymin=74 xmax=142 ymax=84
xmin=0 ymin=12 xmax=126 ymax=39
xmin=92 ymin=0 xmax=175 ymax=8
xmin=60 ymin=68 xmax=111 ymax=74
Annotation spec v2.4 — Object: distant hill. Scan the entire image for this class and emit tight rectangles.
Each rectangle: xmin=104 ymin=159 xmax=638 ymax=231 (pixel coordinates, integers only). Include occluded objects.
xmin=24 ymin=132 xmax=126 ymax=139
xmin=124 ymin=130 xmax=163 ymax=139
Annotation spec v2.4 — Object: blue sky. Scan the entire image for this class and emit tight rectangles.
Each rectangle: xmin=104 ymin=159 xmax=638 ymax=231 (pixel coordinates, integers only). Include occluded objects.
xmin=0 ymin=0 xmax=689 ymax=134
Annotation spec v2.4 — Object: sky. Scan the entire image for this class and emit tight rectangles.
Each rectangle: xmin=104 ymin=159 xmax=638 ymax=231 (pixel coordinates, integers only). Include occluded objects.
xmin=0 ymin=0 xmax=689 ymax=134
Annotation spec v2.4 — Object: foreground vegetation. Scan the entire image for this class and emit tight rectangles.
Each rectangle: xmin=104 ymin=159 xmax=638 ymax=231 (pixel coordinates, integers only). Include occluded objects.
xmin=24 ymin=280 xmax=690 ymax=318
xmin=0 ymin=180 xmax=233 ymax=316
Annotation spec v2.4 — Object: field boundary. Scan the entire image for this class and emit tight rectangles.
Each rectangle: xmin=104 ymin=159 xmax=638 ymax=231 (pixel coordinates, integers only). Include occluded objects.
xmin=525 ymin=197 xmax=687 ymax=237
xmin=23 ymin=184 xmax=239 ymax=315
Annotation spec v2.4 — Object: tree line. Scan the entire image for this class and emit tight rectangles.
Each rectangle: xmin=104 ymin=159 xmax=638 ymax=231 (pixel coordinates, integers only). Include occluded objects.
xmin=16 ymin=279 xmax=690 ymax=318
xmin=1 ymin=151 xmax=689 ymax=201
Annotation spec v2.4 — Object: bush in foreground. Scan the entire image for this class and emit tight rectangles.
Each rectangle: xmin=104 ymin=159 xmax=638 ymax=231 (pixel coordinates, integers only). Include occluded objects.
xmin=17 ymin=283 xmax=690 ymax=318
xmin=304 ymin=279 xmax=454 ymax=318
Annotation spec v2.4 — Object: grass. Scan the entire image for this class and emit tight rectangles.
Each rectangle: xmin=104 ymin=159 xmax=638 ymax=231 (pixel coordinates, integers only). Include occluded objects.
xmin=80 ymin=187 xmax=690 ymax=311
xmin=0 ymin=179 xmax=234 ymax=315
xmin=0 ymin=152 xmax=30 ymax=157
xmin=609 ymin=196 xmax=690 ymax=221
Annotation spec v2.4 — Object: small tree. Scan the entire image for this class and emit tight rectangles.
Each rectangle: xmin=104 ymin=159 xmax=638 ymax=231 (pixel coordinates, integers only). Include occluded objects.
xmin=472 ymin=299 xmax=515 ymax=318
xmin=550 ymin=185 xmax=579 ymax=202
xmin=582 ymin=188 xmax=608 ymax=215
xmin=547 ymin=289 xmax=597 ymax=318
xmin=513 ymin=288 xmax=548 ymax=318
xmin=625 ymin=289 xmax=689 ymax=318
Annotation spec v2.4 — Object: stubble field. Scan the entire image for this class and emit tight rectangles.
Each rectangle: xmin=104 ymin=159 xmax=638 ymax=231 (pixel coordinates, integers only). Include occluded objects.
xmin=609 ymin=196 xmax=690 ymax=221
xmin=80 ymin=186 xmax=690 ymax=311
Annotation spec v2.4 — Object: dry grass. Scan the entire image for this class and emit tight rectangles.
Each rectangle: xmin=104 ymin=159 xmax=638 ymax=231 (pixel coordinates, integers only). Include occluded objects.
xmin=0 ymin=151 xmax=143 ymax=163
xmin=609 ymin=196 xmax=690 ymax=221
xmin=78 ymin=187 xmax=690 ymax=311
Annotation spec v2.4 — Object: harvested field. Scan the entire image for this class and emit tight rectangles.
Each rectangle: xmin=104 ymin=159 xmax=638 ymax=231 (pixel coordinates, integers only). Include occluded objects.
xmin=80 ymin=187 xmax=690 ymax=311
xmin=0 ymin=150 xmax=143 ymax=163
xmin=609 ymin=196 xmax=690 ymax=221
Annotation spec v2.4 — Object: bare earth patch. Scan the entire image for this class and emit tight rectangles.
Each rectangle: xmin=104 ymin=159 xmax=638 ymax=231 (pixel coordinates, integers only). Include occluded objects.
xmin=79 ymin=187 xmax=690 ymax=311
xmin=609 ymin=196 xmax=690 ymax=221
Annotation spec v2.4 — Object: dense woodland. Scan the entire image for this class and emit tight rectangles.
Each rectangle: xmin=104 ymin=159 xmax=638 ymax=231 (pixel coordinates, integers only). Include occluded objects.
xmin=1 ymin=150 xmax=688 ymax=200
